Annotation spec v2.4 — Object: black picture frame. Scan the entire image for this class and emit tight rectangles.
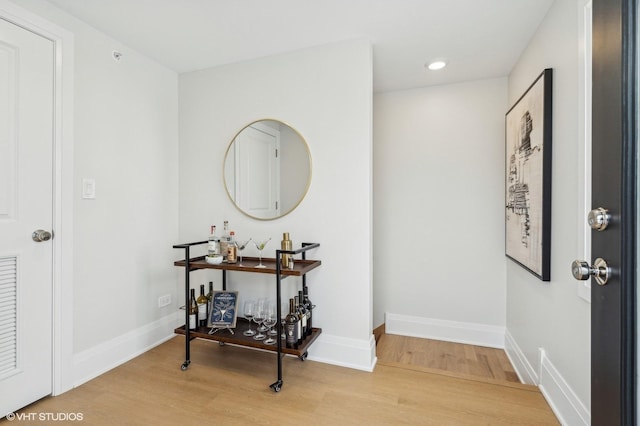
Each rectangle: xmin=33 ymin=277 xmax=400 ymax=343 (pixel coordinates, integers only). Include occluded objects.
xmin=207 ymin=291 xmax=239 ymax=328
xmin=505 ymin=68 xmax=552 ymax=281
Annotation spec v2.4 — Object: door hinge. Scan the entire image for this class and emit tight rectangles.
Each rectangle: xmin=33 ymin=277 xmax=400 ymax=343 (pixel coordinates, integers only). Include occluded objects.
xmin=275 ymin=149 xmax=278 ymax=158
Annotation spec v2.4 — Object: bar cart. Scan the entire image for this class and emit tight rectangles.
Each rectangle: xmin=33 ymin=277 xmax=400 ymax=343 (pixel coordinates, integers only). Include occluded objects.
xmin=173 ymin=241 xmax=321 ymax=392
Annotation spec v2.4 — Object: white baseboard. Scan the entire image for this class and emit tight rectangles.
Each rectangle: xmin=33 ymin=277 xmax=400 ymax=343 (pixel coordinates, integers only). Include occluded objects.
xmin=538 ymin=348 xmax=590 ymax=426
xmin=505 ymin=330 xmax=590 ymax=425
xmin=385 ymin=313 xmax=505 ymax=349
xmin=504 ymin=329 xmax=538 ymax=384
xmin=307 ymin=333 xmax=377 ymax=372
xmin=73 ymin=311 xmax=182 ymax=387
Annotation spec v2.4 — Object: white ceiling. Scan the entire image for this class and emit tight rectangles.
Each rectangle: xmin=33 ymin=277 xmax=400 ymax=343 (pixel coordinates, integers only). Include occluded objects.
xmin=44 ymin=0 xmax=554 ymax=92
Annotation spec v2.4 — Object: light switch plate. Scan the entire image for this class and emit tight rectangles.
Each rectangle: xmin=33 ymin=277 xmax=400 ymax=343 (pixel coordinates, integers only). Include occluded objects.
xmin=82 ymin=178 xmax=96 ymax=199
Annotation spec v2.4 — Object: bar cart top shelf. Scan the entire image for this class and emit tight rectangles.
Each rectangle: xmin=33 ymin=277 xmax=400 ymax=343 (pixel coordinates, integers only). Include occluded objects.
xmin=174 ymin=256 xmax=321 ymax=276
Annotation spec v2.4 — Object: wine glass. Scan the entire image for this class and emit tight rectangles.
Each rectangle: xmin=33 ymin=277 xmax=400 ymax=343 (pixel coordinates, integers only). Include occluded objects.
xmin=253 ymin=237 xmax=271 ymax=268
xmin=236 ymin=238 xmax=251 ymax=266
xmin=256 ymin=298 xmax=268 ymax=332
xmin=243 ymin=300 xmax=256 ymax=336
xmin=263 ymin=301 xmax=278 ymax=345
xmin=252 ymin=302 xmax=266 ymax=340
xmin=268 ymin=300 xmax=279 ymax=336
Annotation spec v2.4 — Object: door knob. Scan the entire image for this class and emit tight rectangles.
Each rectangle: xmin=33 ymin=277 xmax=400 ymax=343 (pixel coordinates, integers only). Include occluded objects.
xmin=571 ymin=258 xmax=610 ymax=285
xmin=587 ymin=207 xmax=610 ymax=231
xmin=32 ymin=229 xmax=52 ymax=242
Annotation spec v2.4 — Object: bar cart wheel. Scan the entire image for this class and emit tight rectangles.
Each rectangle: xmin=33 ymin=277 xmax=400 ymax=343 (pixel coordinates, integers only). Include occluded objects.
xmin=270 ymin=380 xmax=283 ymax=392
xmin=299 ymin=351 xmax=308 ymax=361
xmin=219 ymin=341 xmax=226 ymax=346
xmin=181 ymin=360 xmax=191 ymax=371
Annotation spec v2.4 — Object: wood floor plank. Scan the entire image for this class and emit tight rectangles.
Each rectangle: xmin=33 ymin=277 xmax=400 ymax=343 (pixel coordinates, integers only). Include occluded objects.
xmin=377 ymin=333 xmax=520 ymax=383
xmin=17 ymin=336 xmax=557 ymax=425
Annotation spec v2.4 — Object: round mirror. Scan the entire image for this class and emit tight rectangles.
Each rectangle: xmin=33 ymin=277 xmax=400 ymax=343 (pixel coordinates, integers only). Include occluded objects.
xmin=224 ymin=119 xmax=312 ymax=220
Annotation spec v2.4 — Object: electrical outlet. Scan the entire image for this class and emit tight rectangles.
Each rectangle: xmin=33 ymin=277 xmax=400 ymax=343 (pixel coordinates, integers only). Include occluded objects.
xmin=158 ymin=294 xmax=171 ymax=308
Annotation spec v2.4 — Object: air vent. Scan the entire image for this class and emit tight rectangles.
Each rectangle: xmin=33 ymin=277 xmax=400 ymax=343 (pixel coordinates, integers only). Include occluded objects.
xmin=0 ymin=256 xmax=17 ymax=377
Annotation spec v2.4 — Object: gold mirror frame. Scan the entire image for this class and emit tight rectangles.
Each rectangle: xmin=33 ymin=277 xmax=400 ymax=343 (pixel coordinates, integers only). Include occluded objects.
xmin=223 ymin=119 xmax=312 ymax=220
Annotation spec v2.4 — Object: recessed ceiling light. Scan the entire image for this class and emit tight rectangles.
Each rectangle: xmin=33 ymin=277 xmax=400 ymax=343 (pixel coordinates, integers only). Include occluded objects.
xmin=426 ymin=60 xmax=447 ymax=71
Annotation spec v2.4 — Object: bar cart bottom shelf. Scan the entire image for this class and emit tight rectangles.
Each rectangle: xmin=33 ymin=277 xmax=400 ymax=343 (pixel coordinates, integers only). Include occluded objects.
xmin=174 ymin=318 xmax=321 ymax=375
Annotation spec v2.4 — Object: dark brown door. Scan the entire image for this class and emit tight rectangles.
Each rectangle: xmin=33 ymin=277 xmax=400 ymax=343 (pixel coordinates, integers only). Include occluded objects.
xmin=591 ymin=0 xmax=637 ymax=423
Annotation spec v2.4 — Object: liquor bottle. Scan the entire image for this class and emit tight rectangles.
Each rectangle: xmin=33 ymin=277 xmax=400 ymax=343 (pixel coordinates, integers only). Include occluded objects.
xmin=220 ymin=220 xmax=230 ymax=260
xmin=294 ymin=296 xmax=304 ymax=345
xmin=208 ymin=225 xmax=219 ymax=257
xmin=298 ymin=290 xmax=308 ymax=339
xmin=226 ymin=231 xmax=237 ymax=263
xmin=197 ymin=284 xmax=208 ymax=327
xmin=281 ymin=232 xmax=292 ymax=268
xmin=285 ymin=298 xmax=299 ymax=349
xmin=189 ymin=288 xmax=198 ymax=330
xmin=303 ymin=286 xmax=314 ymax=336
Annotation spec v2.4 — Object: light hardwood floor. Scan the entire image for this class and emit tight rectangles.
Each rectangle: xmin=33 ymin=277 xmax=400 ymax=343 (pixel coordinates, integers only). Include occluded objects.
xmin=376 ymin=334 xmax=520 ymax=383
xmin=16 ymin=336 xmax=558 ymax=425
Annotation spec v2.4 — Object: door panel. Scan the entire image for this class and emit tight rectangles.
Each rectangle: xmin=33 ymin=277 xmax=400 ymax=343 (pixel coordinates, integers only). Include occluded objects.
xmin=0 ymin=40 xmax=16 ymax=219
xmin=0 ymin=18 xmax=54 ymax=415
xmin=591 ymin=0 xmax=637 ymax=423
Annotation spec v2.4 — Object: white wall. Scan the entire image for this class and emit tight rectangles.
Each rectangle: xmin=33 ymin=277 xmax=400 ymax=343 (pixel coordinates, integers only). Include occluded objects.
xmin=11 ymin=0 xmax=180 ymax=385
xmin=70 ymin=17 xmax=179 ymax=353
xmin=179 ymin=39 xmax=375 ymax=370
xmin=373 ymin=78 xmax=508 ymax=347
xmin=507 ymin=0 xmax=591 ymax=423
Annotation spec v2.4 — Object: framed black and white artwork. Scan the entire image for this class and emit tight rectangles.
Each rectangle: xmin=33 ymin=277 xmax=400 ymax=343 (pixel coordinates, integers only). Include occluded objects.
xmin=505 ymin=68 xmax=552 ymax=281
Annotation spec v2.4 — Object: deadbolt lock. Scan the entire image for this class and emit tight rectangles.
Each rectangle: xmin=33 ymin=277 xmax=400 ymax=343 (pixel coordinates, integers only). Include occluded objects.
xmin=587 ymin=207 xmax=610 ymax=231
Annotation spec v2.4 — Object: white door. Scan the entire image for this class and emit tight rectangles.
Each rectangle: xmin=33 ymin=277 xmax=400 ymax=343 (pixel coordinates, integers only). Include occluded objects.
xmin=235 ymin=123 xmax=280 ymax=219
xmin=0 ymin=18 xmax=54 ymax=415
